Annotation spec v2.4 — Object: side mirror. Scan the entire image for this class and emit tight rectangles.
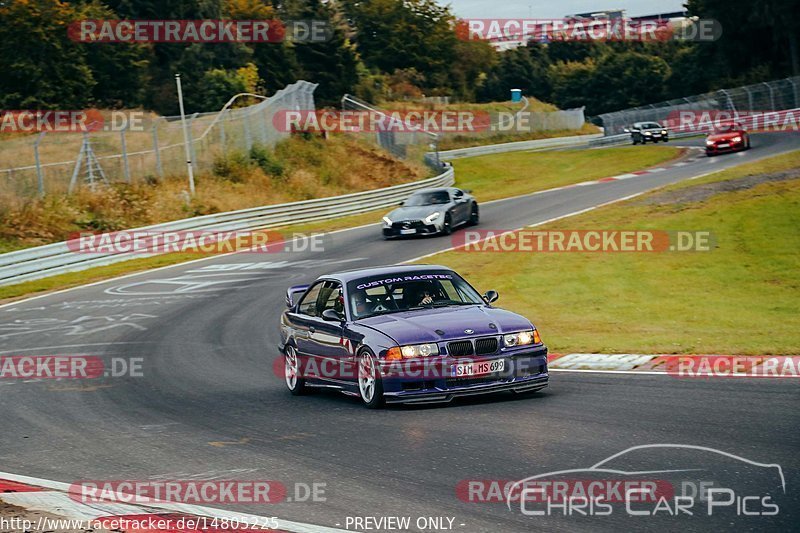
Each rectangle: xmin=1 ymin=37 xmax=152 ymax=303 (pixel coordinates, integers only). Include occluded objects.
xmin=398 ymin=201 xmax=404 ymax=206
xmin=483 ymin=290 xmax=499 ymax=304
xmin=321 ymin=309 xmax=343 ymax=322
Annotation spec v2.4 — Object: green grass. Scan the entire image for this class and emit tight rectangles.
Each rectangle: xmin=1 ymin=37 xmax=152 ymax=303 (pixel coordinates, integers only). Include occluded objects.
xmin=437 ymin=123 xmax=601 ymax=151
xmin=454 ymin=144 xmax=682 ymax=202
xmin=421 ymin=150 xmax=800 ymax=355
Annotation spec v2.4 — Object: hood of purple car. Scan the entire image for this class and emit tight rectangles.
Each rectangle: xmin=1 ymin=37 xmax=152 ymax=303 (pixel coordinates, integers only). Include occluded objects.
xmin=357 ymin=305 xmax=533 ymax=345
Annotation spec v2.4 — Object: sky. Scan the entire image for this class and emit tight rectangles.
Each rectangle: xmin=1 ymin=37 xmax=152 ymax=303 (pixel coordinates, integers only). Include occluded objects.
xmin=442 ymin=0 xmax=687 ymax=19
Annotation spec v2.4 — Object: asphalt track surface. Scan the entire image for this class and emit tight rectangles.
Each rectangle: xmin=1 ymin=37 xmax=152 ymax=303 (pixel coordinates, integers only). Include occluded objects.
xmin=1 ymin=132 xmax=798 ymax=532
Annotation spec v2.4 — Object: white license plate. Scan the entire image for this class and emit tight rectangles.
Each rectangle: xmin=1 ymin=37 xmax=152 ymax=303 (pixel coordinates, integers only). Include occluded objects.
xmin=452 ymin=359 xmax=505 ymax=377
xmin=400 ymin=228 xmax=416 ymax=235
xmin=717 ymin=143 xmax=729 ymax=148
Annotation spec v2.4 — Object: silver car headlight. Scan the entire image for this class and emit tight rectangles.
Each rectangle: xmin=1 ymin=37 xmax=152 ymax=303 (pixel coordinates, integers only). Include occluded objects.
xmin=643 ymin=131 xmax=652 ymax=135
xmin=382 ymin=216 xmax=393 ymax=226
xmin=424 ymin=212 xmax=441 ymax=224
xmin=503 ymin=330 xmax=537 ymax=347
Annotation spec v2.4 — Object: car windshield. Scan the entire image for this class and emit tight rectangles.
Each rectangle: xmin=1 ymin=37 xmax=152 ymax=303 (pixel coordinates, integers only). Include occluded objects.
xmin=641 ymin=123 xmax=662 ymax=129
xmin=347 ymin=271 xmax=484 ymax=319
xmin=713 ymin=123 xmax=738 ymax=133
xmin=404 ymin=191 xmax=450 ymax=206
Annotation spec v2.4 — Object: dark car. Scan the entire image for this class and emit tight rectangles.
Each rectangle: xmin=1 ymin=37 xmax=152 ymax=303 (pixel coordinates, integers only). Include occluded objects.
xmin=279 ymin=265 xmax=548 ymax=408
xmin=625 ymin=122 xmax=669 ymax=144
xmin=705 ymin=121 xmax=750 ymax=156
xmin=382 ymin=187 xmax=478 ymax=239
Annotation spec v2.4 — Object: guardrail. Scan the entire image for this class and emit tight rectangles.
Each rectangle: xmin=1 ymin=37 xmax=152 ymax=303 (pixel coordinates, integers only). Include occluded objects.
xmin=0 ymin=167 xmax=454 ymax=287
xmin=437 ymin=133 xmax=604 ymax=160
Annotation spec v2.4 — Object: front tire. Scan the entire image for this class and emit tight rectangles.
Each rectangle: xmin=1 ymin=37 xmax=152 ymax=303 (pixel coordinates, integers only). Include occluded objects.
xmin=468 ymin=203 xmax=479 ymax=226
xmin=357 ymin=350 xmax=384 ymax=409
xmin=284 ymin=345 xmax=307 ymax=396
xmin=441 ymin=213 xmax=453 ymax=236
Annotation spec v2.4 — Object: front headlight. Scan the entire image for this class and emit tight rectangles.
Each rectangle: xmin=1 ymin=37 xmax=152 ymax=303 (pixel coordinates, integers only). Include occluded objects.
xmin=382 ymin=216 xmax=393 ymax=226
xmin=661 ymin=130 xmax=667 ymax=135
xmin=424 ymin=212 xmax=441 ymax=224
xmin=732 ymin=136 xmax=742 ymax=142
xmin=503 ymin=330 xmax=540 ymax=347
xmin=643 ymin=131 xmax=652 ymax=135
xmin=403 ymin=343 xmax=439 ymax=358
xmin=706 ymin=140 xmax=714 ymax=146
xmin=388 ymin=343 xmax=439 ymax=359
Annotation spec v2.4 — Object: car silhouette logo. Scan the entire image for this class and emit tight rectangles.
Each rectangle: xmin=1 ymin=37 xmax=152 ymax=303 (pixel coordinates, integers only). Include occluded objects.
xmin=464 ymin=329 xmax=475 ymax=334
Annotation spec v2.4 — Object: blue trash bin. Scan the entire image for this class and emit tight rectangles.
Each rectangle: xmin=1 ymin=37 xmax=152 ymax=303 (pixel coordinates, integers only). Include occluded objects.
xmin=510 ymin=89 xmax=522 ymax=102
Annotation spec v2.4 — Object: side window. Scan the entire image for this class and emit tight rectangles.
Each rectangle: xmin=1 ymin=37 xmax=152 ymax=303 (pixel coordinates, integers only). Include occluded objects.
xmin=297 ymin=283 xmax=324 ymax=317
xmin=318 ymin=282 xmax=344 ymax=316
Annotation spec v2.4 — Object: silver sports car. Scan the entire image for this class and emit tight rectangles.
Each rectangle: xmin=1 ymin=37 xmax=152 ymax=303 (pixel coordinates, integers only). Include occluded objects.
xmin=382 ymin=187 xmax=479 ymax=238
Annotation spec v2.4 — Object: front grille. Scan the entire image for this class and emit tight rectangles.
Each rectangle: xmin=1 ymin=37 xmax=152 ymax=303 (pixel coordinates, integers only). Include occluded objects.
xmin=447 ymin=341 xmax=473 ymax=357
xmin=392 ymin=220 xmax=424 ymax=229
xmin=475 ymin=337 xmax=498 ymax=355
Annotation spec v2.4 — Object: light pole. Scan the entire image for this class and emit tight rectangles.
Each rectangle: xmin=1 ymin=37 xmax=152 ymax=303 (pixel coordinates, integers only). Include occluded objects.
xmin=175 ymin=73 xmax=196 ymax=196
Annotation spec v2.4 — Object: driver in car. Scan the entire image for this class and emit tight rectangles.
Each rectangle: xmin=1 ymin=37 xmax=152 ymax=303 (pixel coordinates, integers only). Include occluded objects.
xmin=352 ymin=291 xmax=370 ymax=317
xmin=419 ymin=290 xmax=434 ymax=306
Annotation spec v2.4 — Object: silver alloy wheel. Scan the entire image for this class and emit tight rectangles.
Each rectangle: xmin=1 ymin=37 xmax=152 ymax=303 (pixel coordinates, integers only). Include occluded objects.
xmin=358 ymin=354 xmax=376 ymax=403
xmin=285 ymin=346 xmax=299 ymax=390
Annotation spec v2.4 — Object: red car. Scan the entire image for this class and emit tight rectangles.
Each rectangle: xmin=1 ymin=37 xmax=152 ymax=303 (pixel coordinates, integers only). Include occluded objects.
xmin=705 ymin=121 xmax=751 ymax=156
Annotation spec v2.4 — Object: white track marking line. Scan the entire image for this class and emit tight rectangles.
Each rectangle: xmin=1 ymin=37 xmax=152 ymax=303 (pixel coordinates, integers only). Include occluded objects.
xmin=0 ymin=223 xmax=377 ymax=311
xmin=0 ymin=342 xmax=155 ymax=355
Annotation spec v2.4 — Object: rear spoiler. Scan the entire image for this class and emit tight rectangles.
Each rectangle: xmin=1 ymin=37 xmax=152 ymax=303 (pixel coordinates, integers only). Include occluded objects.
xmin=286 ymin=284 xmax=310 ymax=308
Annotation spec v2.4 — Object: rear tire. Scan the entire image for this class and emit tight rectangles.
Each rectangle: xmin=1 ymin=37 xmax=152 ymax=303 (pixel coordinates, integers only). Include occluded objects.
xmin=284 ymin=345 xmax=307 ymax=396
xmin=357 ymin=350 xmax=384 ymax=409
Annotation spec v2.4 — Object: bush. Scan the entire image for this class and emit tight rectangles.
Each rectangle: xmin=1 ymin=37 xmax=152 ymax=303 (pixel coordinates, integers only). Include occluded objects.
xmin=249 ymin=144 xmax=285 ymax=178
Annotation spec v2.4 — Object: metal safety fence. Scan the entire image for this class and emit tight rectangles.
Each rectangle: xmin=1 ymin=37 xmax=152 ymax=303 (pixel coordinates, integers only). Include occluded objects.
xmin=0 ymin=80 xmax=318 ymax=199
xmin=598 ymin=76 xmax=800 ymax=135
xmin=340 ymin=94 xmax=586 ymax=168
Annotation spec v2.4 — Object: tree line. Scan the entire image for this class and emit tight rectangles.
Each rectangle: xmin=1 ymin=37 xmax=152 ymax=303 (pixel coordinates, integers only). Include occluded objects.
xmin=0 ymin=0 xmax=797 ymax=117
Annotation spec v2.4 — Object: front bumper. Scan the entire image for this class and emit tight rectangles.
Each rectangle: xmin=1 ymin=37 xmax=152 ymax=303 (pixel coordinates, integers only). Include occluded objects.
xmin=383 ymin=220 xmax=439 ymax=237
xmin=380 ymin=346 xmax=549 ymax=404
xmin=706 ymin=140 xmax=744 ymax=154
